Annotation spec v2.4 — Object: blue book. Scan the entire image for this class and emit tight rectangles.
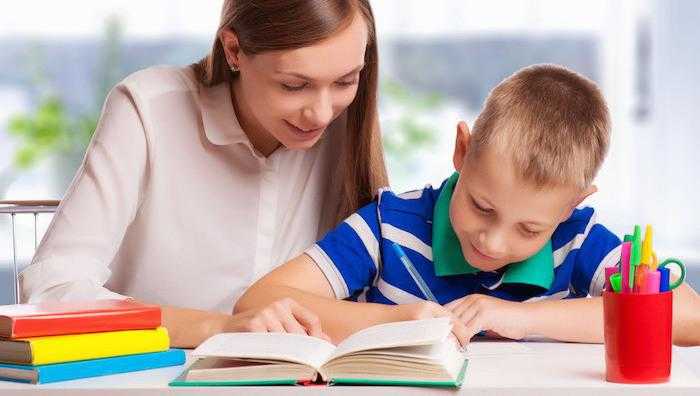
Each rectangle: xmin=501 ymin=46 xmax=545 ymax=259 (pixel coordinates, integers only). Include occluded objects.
xmin=0 ymin=349 xmax=185 ymax=384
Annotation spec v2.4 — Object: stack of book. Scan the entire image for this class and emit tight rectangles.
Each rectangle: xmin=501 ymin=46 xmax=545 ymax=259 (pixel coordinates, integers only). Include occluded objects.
xmin=0 ymin=299 xmax=184 ymax=384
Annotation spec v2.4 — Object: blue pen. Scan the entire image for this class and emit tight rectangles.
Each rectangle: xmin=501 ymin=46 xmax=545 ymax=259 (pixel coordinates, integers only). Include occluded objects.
xmin=658 ymin=267 xmax=671 ymax=292
xmin=391 ymin=242 xmax=486 ymax=337
xmin=391 ymin=242 xmax=438 ymax=302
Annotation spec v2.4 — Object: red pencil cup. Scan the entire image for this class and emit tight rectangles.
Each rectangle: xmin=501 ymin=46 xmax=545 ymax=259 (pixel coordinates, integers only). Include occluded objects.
xmin=603 ymin=290 xmax=672 ymax=383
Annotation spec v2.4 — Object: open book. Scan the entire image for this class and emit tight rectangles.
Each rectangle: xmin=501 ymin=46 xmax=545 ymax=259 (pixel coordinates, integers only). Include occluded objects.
xmin=170 ymin=318 xmax=467 ymax=388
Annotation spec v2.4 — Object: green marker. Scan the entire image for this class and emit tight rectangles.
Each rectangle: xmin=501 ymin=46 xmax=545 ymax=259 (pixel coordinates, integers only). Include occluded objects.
xmin=619 ymin=234 xmax=632 ymax=272
xmin=610 ymin=272 xmax=622 ymax=293
xmin=629 ymin=225 xmax=642 ymax=290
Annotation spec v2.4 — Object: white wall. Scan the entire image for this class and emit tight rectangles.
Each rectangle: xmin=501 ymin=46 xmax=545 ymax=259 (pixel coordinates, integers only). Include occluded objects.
xmin=647 ymin=0 xmax=700 ymax=259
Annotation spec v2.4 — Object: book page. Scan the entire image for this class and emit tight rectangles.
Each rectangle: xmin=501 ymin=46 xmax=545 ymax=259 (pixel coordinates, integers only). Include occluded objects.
xmin=193 ymin=332 xmax=336 ymax=370
xmin=184 ymin=357 xmax=318 ymax=382
xmin=329 ymin=318 xmax=452 ymax=361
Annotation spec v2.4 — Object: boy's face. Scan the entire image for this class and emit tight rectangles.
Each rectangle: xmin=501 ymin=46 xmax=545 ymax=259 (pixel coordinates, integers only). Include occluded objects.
xmin=449 ymin=122 xmax=595 ymax=271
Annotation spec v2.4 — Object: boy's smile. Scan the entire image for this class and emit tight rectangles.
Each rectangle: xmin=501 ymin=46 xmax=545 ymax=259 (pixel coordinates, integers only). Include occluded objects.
xmin=449 ymin=122 xmax=595 ymax=272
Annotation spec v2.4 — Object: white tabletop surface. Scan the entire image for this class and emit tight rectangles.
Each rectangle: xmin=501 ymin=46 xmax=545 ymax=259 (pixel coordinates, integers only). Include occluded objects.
xmin=2 ymin=340 xmax=699 ymax=395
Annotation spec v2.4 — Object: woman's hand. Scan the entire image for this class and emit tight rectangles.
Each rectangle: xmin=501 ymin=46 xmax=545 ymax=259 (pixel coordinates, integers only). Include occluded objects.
xmin=393 ymin=301 xmax=471 ymax=347
xmin=226 ymin=298 xmax=331 ymax=342
xmin=444 ymin=294 xmax=531 ymax=341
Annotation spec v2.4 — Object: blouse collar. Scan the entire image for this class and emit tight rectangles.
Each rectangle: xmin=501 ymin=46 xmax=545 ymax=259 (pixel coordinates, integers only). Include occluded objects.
xmin=199 ymin=80 xmax=248 ymax=146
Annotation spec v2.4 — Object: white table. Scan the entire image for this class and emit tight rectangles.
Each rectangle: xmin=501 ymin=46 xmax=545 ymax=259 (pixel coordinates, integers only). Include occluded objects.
xmin=2 ymin=341 xmax=699 ymax=395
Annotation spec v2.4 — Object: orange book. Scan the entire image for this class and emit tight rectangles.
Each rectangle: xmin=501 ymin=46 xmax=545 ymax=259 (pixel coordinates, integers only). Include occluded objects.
xmin=0 ymin=299 xmax=161 ymax=338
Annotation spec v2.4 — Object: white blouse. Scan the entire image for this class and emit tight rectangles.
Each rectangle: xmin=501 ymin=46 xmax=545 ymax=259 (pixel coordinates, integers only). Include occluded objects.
xmin=19 ymin=66 xmax=343 ymax=313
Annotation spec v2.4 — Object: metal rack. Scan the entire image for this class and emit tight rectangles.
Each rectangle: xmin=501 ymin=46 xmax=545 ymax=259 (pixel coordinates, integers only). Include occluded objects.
xmin=0 ymin=200 xmax=60 ymax=304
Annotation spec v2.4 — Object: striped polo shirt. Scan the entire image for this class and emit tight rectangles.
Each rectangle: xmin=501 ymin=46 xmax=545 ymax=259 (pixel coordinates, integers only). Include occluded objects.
xmin=305 ymin=176 xmax=622 ymax=305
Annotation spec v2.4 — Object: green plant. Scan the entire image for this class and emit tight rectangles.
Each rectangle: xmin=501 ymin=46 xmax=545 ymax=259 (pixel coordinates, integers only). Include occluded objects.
xmin=381 ymin=79 xmax=441 ymax=162
xmin=5 ymin=14 xmax=122 ymax=171
xmin=7 ymin=97 xmax=97 ymax=170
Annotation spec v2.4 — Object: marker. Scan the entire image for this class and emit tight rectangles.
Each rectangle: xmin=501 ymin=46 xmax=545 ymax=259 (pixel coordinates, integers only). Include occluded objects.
xmin=641 ymin=225 xmax=656 ymax=269
xmin=633 ymin=266 xmax=649 ymax=293
xmin=658 ymin=267 xmax=671 ymax=292
xmin=641 ymin=270 xmax=660 ymax=294
xmin=620 ymin=242 xmax=632 ymax=293
xmin=605 ymin=267 xmax=619 ymax=292
xmin=629 ymin=225 xmax=642 ymax=290
xmin=391 ymin=242 xmax=438 ymax=302
xmin=617 ymin=235 xmax=632 ymax=272
xmin=609 ymin=272 xmax=622 ymax=293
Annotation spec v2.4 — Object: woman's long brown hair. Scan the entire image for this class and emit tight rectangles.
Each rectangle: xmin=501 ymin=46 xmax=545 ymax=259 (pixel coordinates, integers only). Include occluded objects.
xmin=192 ymin=0 xmax=388 ymax=225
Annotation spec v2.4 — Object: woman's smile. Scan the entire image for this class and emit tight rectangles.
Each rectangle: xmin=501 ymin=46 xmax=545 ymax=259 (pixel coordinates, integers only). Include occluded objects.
xmin=284 ymin=120 xmax=325 ymax=140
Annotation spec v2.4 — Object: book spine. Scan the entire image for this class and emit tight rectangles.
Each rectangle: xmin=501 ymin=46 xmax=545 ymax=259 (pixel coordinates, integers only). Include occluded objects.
xmin=30 ymin=327 xmax=170 ymax=365
xmin=37 ymin=349 xmax=186 ymax=384
xmin=11 ymin=308 xmax=161 ymax=338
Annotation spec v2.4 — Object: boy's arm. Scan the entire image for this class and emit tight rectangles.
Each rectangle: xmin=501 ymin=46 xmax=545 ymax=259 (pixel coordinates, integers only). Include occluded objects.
xmin=448 ymin=279 xmax=700 ymax=345
xmin=561 ymin=217 xmax=700 ymax=345
xmin=444 ymin=293 xmax=604 ymax=343
xmin=236 ymin=254 xmax=466 ymax=344
xmin=236 ymin=254 xmax=394 ymax=343
xmin=522 ymin=296 xmax=603 ymax=342
xmin=670 ymin=281 xmax=700 ymax=346
xmin=525 ymin=281 xmax=700 ymax=345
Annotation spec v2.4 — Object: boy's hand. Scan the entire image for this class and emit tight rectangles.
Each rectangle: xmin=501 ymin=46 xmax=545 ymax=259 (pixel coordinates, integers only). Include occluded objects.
xmin=394 ymin=301 xmax=471 ymax=347
xmin=227 ymin=298 xmax=331 ymax=342
xmin=444 ymin=294 xmax=531 ymax=340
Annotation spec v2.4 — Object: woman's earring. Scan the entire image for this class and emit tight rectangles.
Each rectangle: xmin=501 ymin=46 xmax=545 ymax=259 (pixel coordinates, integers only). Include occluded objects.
xmin=230 ymin=64 xmax=239 ymax=73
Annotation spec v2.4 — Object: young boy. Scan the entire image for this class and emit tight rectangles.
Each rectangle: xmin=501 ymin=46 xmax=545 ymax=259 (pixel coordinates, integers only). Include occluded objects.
xmin=236 ymin=64 xmax=700 ymax=346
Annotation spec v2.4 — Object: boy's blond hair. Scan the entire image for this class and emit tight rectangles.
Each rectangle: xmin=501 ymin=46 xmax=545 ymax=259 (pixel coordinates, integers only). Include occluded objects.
xmin=469 ymin=64 xmax=610 ymax=189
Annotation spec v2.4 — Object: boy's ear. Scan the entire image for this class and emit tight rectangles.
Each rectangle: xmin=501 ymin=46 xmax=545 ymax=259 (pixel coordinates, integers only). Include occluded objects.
xmin=220 ymin=29 xmax=242 ymax=69
xmin=453 ymin=121 xmax=471 ymax=172
xmin=561 ymin=185 xmax=597 ymax=220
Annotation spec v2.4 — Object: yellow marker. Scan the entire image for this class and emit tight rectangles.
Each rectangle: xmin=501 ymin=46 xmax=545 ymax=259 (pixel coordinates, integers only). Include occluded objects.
xmin=641 ymin=224 xmax=657 ymax=269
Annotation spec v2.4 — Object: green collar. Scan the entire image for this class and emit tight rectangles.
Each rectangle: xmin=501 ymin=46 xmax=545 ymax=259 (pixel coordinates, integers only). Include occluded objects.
xmin=432 ymin=172 xmax=554 ymax=290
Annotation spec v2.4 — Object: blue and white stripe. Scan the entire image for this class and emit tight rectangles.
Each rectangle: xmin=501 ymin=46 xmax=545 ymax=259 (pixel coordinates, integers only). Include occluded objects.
xmin=306 ymin=181 xmax=621 ymax=305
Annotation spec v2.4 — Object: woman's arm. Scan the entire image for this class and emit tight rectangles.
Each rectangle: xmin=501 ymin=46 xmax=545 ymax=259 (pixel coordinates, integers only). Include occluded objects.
xmin=19 ymin=86 xmax=147 ymax=303
xmin=236 ymin=254 xmax=468 ymax=344
xmin=162 ymin=306 xmax=240 ymax=348
xmin=161 ymin=299 xmax=329 ymax=348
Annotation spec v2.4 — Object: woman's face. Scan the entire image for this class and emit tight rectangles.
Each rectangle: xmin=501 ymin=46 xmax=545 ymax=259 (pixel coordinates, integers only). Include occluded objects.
xmin=224 ymin=13 xmax=368 ymax=151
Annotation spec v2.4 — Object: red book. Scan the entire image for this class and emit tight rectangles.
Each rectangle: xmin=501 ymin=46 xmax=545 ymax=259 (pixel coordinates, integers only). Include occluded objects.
xmin=0 ymin=299 xmax=161 ymax=338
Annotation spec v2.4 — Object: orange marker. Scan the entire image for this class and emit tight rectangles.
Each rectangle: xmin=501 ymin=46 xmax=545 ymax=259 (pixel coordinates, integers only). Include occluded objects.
xmin=633 ymin=266 xmax=649 ymax=293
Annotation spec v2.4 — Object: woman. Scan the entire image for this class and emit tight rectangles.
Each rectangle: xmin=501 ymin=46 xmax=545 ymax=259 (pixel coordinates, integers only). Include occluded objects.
xmin=19 ymin=0 xmax=387 ymax=347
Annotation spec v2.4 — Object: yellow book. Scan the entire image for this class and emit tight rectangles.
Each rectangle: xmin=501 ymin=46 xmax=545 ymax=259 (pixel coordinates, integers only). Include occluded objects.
xmin=0 ymin=327 xmax=169 ymax=365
